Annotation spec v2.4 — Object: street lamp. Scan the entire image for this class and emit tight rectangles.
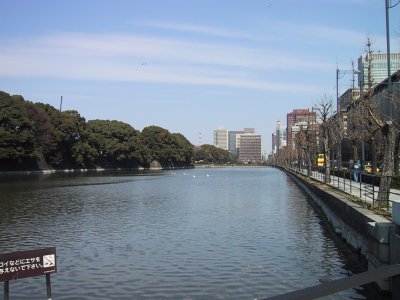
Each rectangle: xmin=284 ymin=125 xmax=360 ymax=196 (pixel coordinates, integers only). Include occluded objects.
xmin=385 ymin=0 xmax=400 ymax=88
xmin=385 ymin=0 xmax=399 ymax=120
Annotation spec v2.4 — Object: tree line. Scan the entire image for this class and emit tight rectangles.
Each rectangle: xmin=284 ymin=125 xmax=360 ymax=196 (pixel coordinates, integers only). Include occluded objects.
xmin=0 ymin=91 xmax=196 ymax=171
xmin=193 ymin=144 xmax=236 ymax=165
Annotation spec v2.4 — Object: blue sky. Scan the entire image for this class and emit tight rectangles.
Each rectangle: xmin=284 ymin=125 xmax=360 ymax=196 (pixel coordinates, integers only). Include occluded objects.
xmin=1 ymin=0 xmax=399 ymax=153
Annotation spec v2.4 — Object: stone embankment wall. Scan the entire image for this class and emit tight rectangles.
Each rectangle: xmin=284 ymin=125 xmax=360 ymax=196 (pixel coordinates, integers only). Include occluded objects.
xmin=281 ymin=167 xmax=400 ymax=293
xmin=0 ymin=160 xmax=193 ymax=174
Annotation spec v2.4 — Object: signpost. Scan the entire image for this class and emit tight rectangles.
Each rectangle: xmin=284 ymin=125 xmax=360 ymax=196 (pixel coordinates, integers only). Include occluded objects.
xmin=0 ymin=247 xmax=56 ymax=300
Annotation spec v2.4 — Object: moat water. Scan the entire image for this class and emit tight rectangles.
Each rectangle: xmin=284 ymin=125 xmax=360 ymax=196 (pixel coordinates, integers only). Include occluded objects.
xmin=0 ymin=167 xmax=384 ymax=299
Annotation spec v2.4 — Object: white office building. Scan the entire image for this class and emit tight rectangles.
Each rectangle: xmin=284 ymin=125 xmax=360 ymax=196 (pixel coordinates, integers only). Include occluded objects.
xmin=213 ymin=127 xmax=228 ymax=150
xmin=358 ymin=52 xmax=400 ymax=87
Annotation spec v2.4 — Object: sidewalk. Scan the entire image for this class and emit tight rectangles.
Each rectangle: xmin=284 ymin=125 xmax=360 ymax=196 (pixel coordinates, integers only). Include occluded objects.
xmin=293 ymin=168 xmax=400 ymax=214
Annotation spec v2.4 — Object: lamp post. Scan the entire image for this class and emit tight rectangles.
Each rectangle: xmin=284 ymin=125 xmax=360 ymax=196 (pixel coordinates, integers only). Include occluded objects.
xmin=385 ymin=0 xmax=391 ymax=88
xmin=384 ymin=0 xmax=399 ymax=119
xmin=384 ymin=0 xmax=400 ymax=87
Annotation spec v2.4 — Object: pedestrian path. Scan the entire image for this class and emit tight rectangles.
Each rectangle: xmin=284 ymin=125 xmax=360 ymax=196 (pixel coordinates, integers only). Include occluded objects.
xmin=292 ymin=168 xmax=400 ymax=215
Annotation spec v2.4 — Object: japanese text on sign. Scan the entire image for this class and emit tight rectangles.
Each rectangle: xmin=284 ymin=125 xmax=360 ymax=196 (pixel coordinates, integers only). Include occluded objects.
xmin=0 ymin=248 xmax=56 ymax=282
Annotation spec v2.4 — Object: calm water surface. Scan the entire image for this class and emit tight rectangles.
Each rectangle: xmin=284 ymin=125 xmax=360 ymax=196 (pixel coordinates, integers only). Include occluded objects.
xmin=0 ymin=167 xmax=378 ymax=299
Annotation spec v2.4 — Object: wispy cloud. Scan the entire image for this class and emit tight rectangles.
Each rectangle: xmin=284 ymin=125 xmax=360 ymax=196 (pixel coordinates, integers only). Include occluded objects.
xmin=274 ymin=21 xmax=388 ymax=51
xmin=138 ymin=21 xmax=260 ymax=40
xmin=270 ymin=22 xmax=353 ymax=47
xmin=0 ymin=32 xmax=329 ymax=93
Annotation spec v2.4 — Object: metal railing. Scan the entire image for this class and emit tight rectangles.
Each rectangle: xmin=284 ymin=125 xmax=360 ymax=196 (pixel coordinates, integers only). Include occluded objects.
xmin=291 ymin=166 xmax=399 ymax=213
xmin=262 ymin=264 xmax=400 ymax=300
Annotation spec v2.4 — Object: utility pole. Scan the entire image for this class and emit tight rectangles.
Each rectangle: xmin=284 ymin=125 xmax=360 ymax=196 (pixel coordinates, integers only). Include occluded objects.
xmin=59 ymin=96 xmax=63 ymax=112
xmin=336 ymin=63 xmax=362 ymax=170
xmin=384 ymin=0 xmax=400 ymax=119
xmin=385 ymin=0 xmax=391 ymax=88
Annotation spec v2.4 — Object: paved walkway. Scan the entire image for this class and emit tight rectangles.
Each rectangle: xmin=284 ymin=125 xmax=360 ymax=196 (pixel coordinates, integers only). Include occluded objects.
xmin=292 ymin=168 xmax=400 ymax=214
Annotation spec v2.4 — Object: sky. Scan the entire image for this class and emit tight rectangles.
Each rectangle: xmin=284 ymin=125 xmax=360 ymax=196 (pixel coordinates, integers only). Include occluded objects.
xmin=1 ymin=0 xmax=399 ymax=153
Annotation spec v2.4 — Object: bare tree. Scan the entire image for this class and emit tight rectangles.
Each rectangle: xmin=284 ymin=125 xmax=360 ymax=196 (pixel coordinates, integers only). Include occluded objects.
xmin=360 ymin=108 xmax=380 ymax=173
xmin=277 ymin=145 xmax=294 ymax=168
xmin=295 ymin=133 xmax=303 ymax=170
xmin=314 ymin=96 xmax=336 ymax=184
xmin=362 ymin=94 xmax=397 ymax=202
xmin=329 ymin=110 xmax=346 ymax=168
xmin=357 ymin=39 xmax=400 ymax=204
xmin=274 ymin=144 xmax=289 ymax=168
xmin=344 ymin=104 xmax=363 ymax=162
xmin=295 ymin=121 xmax=318 ymax=177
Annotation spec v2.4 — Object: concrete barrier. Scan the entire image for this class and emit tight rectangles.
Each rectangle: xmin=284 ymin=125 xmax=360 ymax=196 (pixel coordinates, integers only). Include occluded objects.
xmin=283 ymin=168 xmax=397 ymax=293
xmin=393 ymin=202 xmax=400 ymax=226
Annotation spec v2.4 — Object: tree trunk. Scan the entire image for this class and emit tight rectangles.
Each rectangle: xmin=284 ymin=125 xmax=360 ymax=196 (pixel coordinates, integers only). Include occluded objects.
xmin=371 ymin=137 xmax=377 ymax=173
xmin=394 ymin=132 xmax=400 ymax=176
xmin=305 ymin=150 xmax=312 ymax=177
xmin=297 ymin=148 xmax=301 ymax=170
xmin=324 ymin=148 xmax=331 ymax=184
xmin=352 ymin=142 xmax=359 ymax=161
xmin=377 ymin=122 xmax=395 ymax=203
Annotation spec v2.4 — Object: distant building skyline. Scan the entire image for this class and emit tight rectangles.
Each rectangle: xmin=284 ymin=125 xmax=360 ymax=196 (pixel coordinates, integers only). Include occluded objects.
xmin=228 ymin=131 xmax=244 ymax=156
xmin=213 ymin=127 xmax=262 ymax=163
xmin=272 ymin=120 xmax=286 ymax=154
xmin=286 ymin=109 xmax=316 ymax=149
xmin=270 ymin=48 xmax=400 ymax=156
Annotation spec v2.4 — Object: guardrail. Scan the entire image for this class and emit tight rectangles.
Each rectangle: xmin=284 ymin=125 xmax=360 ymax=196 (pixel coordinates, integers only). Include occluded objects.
xmin=290 ymin=166 xmax=399 ymax=214
xmin=262 ymin=264 xmax=400 ymax=300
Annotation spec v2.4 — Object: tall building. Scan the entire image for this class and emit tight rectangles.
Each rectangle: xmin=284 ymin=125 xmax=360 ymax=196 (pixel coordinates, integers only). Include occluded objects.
xmin=272 ymin=132 xmax=277 ymax=155
xmin=213 ymin=127 xmax=228 ymax=150
xmin=243 ymin=128 xmax=255 ymax=134
xmin=272 ymin=120 xmax=286 ymax=154
xmin=238 ymin=133 xmax=262 ymax=164
xmin=286 ymin=109 xmax=316 ymax=149
xmin=358 ymin=52 xmax=400 ymax=87
xmin=228 ymin=131 xmax=244 ymax=155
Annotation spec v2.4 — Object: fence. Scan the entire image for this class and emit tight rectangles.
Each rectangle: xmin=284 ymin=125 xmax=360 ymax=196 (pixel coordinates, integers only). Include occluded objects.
xmin=262 ymin=263 xmax=400 ymax=300
xmin=290 ymin=166 xmax=400 ymax=214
